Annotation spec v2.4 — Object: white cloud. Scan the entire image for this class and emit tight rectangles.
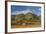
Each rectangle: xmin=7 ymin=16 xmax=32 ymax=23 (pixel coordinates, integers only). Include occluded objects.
xmin=11 ymin=9 xmax=33 ymax=15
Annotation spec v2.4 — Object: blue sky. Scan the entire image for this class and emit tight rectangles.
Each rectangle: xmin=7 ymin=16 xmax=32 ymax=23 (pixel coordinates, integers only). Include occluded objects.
xmin=11 ymin=5 xmax=41 ymax=16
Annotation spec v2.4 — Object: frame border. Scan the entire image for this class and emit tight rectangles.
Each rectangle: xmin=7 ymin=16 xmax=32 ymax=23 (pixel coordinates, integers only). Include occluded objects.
xmin=5 ymin=1 xmax=45 ymax=34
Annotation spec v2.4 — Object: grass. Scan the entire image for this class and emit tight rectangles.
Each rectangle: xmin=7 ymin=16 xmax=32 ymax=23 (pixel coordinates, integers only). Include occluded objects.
xmin=11 ymin=19 xmax=41 ymax=28
xmin=11 ymin=25 xmax=41 ymax=28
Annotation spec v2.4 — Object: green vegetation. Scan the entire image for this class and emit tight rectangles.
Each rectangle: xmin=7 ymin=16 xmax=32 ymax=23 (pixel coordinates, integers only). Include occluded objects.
xmin=11 ymin=12 xmax=41 ymax=28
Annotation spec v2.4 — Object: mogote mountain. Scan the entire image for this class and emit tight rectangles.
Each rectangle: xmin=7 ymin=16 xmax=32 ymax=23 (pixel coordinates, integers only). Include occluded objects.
xmin=11 ymin=12 xmax=33 ymax=20
xmin=11 ymin=12 xmax=40 ymax=20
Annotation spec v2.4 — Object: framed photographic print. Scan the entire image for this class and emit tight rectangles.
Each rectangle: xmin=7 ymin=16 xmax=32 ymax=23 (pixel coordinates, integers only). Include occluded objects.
xmin=5 ymin=1 xmax=45 ymax=33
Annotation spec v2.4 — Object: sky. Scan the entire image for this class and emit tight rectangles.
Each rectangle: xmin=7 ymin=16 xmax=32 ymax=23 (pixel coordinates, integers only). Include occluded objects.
xmin=11 ymin=5 xmax=41 ymax=16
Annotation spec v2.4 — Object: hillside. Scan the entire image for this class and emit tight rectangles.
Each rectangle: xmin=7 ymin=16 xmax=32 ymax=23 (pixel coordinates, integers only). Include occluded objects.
xmin=11 ymin=12 xmax=41 ymax=28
